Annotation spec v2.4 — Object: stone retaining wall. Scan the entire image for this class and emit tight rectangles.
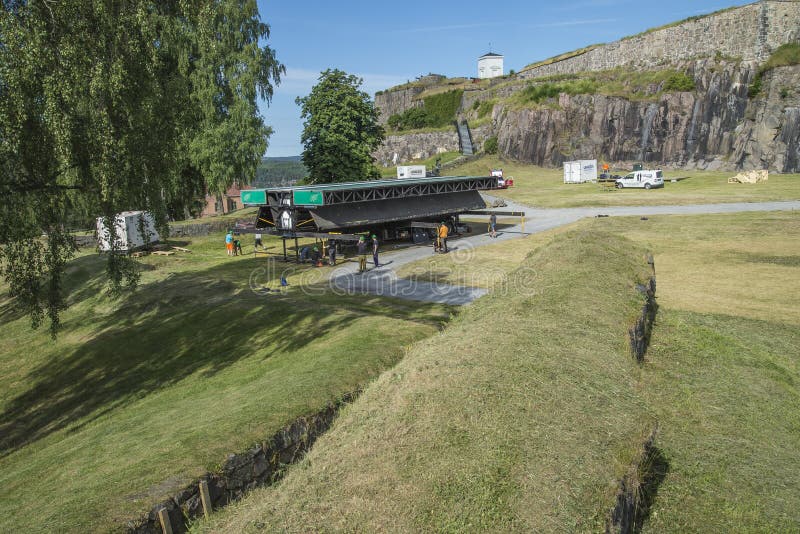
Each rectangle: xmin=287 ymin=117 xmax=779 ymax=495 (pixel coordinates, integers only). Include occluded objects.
xmin=520 ymin=1 xmax=800 ymax=80
xmin=373 ymin=131 xmax=460 ymax=167
xmin=127 ymin=392 xmax=357 ymax=533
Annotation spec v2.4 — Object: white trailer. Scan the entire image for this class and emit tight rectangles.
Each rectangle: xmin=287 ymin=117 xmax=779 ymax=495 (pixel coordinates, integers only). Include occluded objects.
xmin=96 ymin=211 xmax=159 ymax=252
xmin=397 ymin=165 xmax=427 ymax=179
xmin=563 ymin=160 xmax=597 ymax=183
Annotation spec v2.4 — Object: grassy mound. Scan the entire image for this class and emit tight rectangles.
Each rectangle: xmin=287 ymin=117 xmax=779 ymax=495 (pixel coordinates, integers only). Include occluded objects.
xmin=200 ymin=230 xmax=656 ymax=532
xmin=0 ymin=232 xmax=450 ymax=532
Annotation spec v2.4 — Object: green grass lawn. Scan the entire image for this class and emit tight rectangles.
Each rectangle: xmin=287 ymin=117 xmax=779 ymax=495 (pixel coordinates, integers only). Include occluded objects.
xmin=197 ymin=230 xmax=658 ymax=532
xmin=199 ymin=210 xmax=799 ymax=532
xmin=378 ymin=151 xmax=462 ymax=178
xmin=0 ymin=232 xmax=452 ymax=532
xmin=446 ymin=155 xmax=800 ymax=208
xmin=596 ymin=211 xmax=800 ymax=531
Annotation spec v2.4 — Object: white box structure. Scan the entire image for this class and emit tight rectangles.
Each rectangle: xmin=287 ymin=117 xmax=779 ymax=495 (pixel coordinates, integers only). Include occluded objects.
xmin=478 ymin=52 xmax=504 ymax=79
xmin=563 ymin=160 xmax=598 ymax=183
xmin=397 ymin=165 xmax=427 ymax=179
xmin=96 ymin=211 xmax=160 ymax=252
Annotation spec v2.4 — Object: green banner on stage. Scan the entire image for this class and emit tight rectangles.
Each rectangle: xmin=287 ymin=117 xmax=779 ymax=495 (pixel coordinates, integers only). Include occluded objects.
xmin=293 ymin=190 xmax=324 ymax=206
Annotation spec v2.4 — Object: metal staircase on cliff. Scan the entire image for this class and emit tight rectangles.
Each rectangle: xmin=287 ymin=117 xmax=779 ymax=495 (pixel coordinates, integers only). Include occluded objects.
xmin=456 ymin=120 xmax=474 ymax=155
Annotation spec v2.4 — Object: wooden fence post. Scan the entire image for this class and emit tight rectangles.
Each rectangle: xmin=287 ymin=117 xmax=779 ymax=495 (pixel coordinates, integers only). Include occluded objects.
xmin=157 ymin=507 xmax=173 ymax=534
xmin=199 ymin=480 xmax=213 ymax=519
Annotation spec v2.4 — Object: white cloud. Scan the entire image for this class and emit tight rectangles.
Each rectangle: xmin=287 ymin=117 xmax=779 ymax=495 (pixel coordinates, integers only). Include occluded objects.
xmin=529 ymin=18 xmax=617 ymax=28
xmin=549 ymin=0 xmax=629 ymax=11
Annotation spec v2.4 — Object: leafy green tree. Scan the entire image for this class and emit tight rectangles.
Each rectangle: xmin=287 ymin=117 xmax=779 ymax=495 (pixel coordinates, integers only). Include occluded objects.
xmin=0 ymin=1 xmax=283 ymax=333
xmin=296 ymin=69 xmax=384 ymax=184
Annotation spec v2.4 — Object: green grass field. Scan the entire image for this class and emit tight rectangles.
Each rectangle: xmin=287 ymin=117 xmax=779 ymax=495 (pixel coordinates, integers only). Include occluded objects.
xmin=446 ymin=155 xmax=800 ymax=208
xmin=198 ymin=229 xmax=659 ymax=532
xmin=601 ymin=211 xmax=800 ymax=530
xmin=199 ymin=210 xmax=799 ymax=532
xmin=0 ymin=232 xmax=452 ymax=532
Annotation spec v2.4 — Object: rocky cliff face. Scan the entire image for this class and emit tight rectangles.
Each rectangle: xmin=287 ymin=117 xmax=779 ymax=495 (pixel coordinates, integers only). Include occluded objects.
xmin=374 ymin=1 xmax=800 ymax=172
xmin=492 ymin=60 xmax=800 ymax=172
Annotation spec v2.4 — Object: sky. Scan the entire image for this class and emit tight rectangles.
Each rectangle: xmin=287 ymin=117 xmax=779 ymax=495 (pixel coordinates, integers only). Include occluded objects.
xmin=256 ymin=0 xmax=753 ymax=157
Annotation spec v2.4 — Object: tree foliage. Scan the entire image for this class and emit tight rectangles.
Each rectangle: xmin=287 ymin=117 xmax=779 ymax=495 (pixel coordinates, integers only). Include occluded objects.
xmin=296 ymin=69 xmax=384 ymax=184
xmin=0 ymin=0 xmax=283 ymax=333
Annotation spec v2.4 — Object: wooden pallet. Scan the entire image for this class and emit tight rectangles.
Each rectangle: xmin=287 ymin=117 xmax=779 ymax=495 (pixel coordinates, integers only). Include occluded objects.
xmin=151 ymin=250 xmax=175 ymax=256
xmin=171 ymin=246 xmax=191 ymax=253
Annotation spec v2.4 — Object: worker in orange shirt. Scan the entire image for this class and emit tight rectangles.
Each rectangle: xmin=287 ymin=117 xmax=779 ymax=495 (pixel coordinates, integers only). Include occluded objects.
xmin=438 ymin=222 xmax=449 ymax=253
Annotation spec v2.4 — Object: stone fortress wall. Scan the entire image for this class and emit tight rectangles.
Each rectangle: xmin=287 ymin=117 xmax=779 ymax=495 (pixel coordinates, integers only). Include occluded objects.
xmin=518 ymin=1 xmax=800 ymax=80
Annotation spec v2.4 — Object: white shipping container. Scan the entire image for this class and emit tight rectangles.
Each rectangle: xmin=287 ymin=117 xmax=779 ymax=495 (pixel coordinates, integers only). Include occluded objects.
xmin=397 ymin=165 xmax=427 ymax=179
xmin=563 ymin=160 xmax=597 ymax=183
xmin=96 ymin=211 xmax=159 ymax=252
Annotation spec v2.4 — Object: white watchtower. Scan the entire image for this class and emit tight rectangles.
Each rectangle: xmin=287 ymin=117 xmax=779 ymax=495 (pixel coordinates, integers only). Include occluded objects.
xmin=478 ymin=52 xmax=504 ymax=79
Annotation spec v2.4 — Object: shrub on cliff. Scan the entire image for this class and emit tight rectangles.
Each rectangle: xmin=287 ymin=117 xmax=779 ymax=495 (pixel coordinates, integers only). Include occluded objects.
xmin=519 ymin=79 xmax=598 ymax=105
xmin=663 ymin=72 xmax=696 ymax=92
xmin=749 ymin=43 xmax=800 ymax=97
xmin=387 ymin=90 xmax=464 ymax=132
xmin=483 ymin=136 xmax=498 ymax=155
xmin=388 ymin=107 xmax=431 ymax=131
xmin=423 ymin=89 xmax=464 ymax=126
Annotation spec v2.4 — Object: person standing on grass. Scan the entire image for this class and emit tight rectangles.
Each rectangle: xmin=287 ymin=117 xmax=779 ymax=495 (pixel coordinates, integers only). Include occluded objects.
xmin=327 ymin=240 xmax=337 ymax=266
xmin=357 ymin=236 xmax=367 ymax=273
xmin=233 ymin=237 xmax=242 ymax=256
xmin=254 ymin=232 xmax=263 ymax=249
xmin=490 ymin=213 xmax=497 ymax=238
xmin=225 ymin=231 xmax=233 ymax=256
xmin=371 ymin=234 xmax=380 ymax=267
xmin=438 ymin=222 xmax=449 ymax=253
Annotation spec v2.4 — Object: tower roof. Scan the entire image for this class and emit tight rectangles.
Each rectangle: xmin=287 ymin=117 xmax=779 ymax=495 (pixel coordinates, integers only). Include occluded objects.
xmin=479 ymin=52 xmax=503 ymax=59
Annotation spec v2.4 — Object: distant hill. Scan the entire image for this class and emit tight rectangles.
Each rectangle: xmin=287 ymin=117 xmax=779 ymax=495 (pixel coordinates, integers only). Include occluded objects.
xmin=253 ymin=156 xmax=307 ymax=187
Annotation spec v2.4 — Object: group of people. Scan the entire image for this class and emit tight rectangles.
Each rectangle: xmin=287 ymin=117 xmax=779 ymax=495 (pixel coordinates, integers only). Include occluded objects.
xmin=298 ymin=241 xmax=338 ymax=267
xmin=225 ymin=232 xmax=243 ymax=256
xmin=225 ymin=230 xmax=380 ymax=271
xmin=225 ymin=231 xmax=263 ymax=257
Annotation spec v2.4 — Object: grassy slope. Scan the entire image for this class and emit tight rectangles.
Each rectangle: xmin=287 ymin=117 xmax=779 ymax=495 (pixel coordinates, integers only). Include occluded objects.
xmin=597 ymin=211 xmax=800 ymax=531
xmin=0 ymin=232 xmax=451 ymax=532
xmin=393 ymin=210 xmax=800 ymax=531
xmin=446 ymin=156 xmax=800 ymax=208
xmin=199 ymin=230 xmax=656 ymax=532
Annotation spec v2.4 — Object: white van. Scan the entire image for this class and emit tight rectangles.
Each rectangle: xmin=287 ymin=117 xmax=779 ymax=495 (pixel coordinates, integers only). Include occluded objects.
xmin=615 ymin=170 xmax=664 ymax=189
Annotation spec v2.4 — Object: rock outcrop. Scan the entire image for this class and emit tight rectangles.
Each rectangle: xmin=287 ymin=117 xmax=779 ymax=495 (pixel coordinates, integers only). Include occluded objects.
xmin=492 ymin=60 xmax=800 ymax=172
xmin=373 ymin=1 xmax=800 ymax=172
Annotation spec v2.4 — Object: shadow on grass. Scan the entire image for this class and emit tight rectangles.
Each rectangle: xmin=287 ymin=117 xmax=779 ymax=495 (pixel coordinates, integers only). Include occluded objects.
xmin=0 ymin=257 xmax=440 ymax=457
xmin=634 ymin=445 xmax=670 ymax=533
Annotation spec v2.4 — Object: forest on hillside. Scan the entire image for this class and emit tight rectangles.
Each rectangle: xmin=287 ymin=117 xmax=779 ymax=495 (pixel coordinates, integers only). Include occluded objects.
xmin=253 ymin=157 xmax=308 ymax=187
